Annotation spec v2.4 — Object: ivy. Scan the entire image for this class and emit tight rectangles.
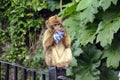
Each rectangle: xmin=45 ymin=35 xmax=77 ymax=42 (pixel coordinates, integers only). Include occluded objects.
xmin=32 ymin=0 xmax=47 ymax=11
xmin=0 ymin=0 xmax=44 ymax=63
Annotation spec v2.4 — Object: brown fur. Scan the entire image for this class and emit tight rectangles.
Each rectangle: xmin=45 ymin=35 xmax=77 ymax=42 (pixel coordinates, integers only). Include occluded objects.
xmin=43 ymin=15 xmax=72 ymax=69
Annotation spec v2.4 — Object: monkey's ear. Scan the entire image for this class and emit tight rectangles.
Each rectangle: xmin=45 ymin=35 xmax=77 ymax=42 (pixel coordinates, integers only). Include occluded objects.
xmin=54 ymin=15 xmax=58 ymax=19
xmin=45 ymin=20 xmax=48 ymax=26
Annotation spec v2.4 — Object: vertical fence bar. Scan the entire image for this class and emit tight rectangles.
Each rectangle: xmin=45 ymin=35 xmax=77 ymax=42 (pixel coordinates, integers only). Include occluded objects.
xmin=57 ymin=69 xmax=66 ymax=80
xmin=41 ymin=74 xmax=46 ymax=80
xmin=0 ymin=61 xmax=71 ymax=80
xmin=5 ymin=64 xmax=9 ymax=80
xmin=32 ymin=71 xmax=36 ymax=80
xmin=48 ymin=67 xmax=67 ymax=80
xmin=48 ymin=67 xmax=57 ymax=80
xmin=14 ymin=66 xmax=18 ymax=80
xmin=23 ymin=68 xmax=27 ymax=80
xmin=58 ymin=76 xmax=67 ymax=80
xmin=0 ymin=62 xmax=1 ymax=79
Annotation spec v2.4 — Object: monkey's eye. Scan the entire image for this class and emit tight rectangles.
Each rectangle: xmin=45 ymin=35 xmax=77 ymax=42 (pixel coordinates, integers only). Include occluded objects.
xmin=53 ymin=23 xmax=61 ymax=26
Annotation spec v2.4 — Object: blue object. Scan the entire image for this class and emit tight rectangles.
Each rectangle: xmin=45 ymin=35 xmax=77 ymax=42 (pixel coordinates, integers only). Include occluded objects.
xmin=53 ymin=31 xmax=64 ymax=44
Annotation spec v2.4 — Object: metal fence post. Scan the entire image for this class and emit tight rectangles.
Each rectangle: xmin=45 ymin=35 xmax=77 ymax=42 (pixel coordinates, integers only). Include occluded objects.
xmin=5 ymin=64 xmax=9 ymax=80
xmin=48 ymin=67 xmax=57 ymax=80
xmin=23 ymin=69 xmax=27 ymax=80
xmin=48 ymin=67 xmax=66 ymax=80
xmin=0 ymin=62 xmax=1 ymax=80
xmin=14 ymin=66 xmax=18 ymax=80
xmin=32 ymin=71 xmax=36 ymax=80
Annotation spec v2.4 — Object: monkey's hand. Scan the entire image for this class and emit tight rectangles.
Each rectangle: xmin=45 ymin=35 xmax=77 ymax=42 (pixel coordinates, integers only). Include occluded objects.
xmin=57 ymin=27 xmax=67 ymax=36
xmin=53 ymin=31 xmax=64 ymax=44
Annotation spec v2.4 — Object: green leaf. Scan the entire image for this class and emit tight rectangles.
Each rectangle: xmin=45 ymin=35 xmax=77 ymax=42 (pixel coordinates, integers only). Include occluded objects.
xmin=75 ymin=0 xmax=80 ymax=2
xmin=99 ymin=0 xmax=118 ymax=11
xmin=62 ymin=16 xmax=80 ymax=39
xmin=73 ymin=48 xmax=83 ymax=57
xmin=82 ymin=44 xmax=102 ymax=62
xmin=76 ymin=68 xmax=100 ymax=80
xmin=71 ymin=57 xmax=78 ymax=67
xmin=66 ymin=67 xmax=73 ymax=76
xmin=111 ymin=0 xmax=118 ymax=5
xmin=74 ymin=44 xmax=102 ymax=80
xmin=75 ymin=74 xmax=81 ymax=80
xmin=76 ymin=0 xmax=99 ymax=23
xmin=63 ymin=16 xmax=79 ymax=28
xmin=59 ymin=2 xmax=77 ymax=17
xmin=76 ymin=0 xmax=89 ymax=11
xmin=103 ymin=39 xmax=120 ymax=68
xmin=100 ymin=65 xmax=118 ymax=80
xmin=96 ymin=15 xmax=120 ymax=47
xmin=46 ymin=0 xmax=59 ymax=11
xmin=72 ymin=40 xmax=81 ymax=49
xmin=63 ymin=16 xmax=97 ymax=46
xmin=75 ymin=61 xmax=100 ymax=80
xmin=32 ymin=0 xmax=46 ymax=11
xmin=78 ymin=24 xmax=97 ymax=45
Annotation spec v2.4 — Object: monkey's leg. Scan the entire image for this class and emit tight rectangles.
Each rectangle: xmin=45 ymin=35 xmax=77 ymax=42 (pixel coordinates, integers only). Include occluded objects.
xmin=52 ymin=47 xmax=60 ymax=66
xmin=45 ymin=47 xmax=60 ymax=67
xmin=56 ymin=48 xmax=72 ymax=69
xmin=45 ymin=48 xmax=53 ymax=66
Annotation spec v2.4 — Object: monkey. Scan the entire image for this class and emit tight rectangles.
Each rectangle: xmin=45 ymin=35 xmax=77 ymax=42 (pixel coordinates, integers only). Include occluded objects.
xmin=43 ymin=15 xmax=73 ymax=69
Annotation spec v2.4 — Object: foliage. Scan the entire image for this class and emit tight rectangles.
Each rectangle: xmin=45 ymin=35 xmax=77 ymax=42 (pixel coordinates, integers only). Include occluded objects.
xmin=100 ymin=64 xmax=118 ymax=80
xmin=61 ymin=0 xmax=120 ymax=79
xmin=0 ymin=0 xmax=44 ymax=63
xmin=0 ymin=0 xmax=120 ymax=80
xmin=103 ymin=38 xmax=120 ymax=68
xmin=73 ymin=44 xmax=102 ymax=80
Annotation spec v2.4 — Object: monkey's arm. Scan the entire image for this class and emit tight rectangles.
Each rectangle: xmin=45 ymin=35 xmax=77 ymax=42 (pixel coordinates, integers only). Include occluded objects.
xmin=62 ymin=28 xmax=71 ymax=48
xmin=43 ymin=30 xmax=55 ymax=51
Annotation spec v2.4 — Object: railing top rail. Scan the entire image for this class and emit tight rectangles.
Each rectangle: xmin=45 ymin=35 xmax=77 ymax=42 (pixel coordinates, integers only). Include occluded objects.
xmin=58 ymin=76 xmax=73 ymax=80
xmin=0 ymin=60 xmax=48 ymax=76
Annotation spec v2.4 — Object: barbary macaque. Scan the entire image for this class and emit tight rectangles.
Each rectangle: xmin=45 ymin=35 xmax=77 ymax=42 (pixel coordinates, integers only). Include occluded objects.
xmin=43 ymin=15 xmax=72 ymax=69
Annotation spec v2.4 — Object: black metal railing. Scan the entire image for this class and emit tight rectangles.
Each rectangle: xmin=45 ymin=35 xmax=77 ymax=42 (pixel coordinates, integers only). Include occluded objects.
xmin=0 ymin=60 xmax=72 ymax=80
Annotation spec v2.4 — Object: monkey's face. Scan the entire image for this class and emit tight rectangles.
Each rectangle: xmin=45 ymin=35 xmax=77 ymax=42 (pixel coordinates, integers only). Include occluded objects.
xmin=45 ymin=15 xmax=62 ymax=31
xmin=52 ymin=23 xmax=61 ymax=30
